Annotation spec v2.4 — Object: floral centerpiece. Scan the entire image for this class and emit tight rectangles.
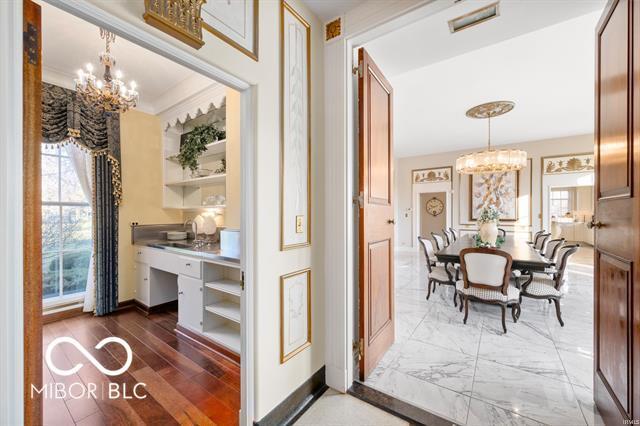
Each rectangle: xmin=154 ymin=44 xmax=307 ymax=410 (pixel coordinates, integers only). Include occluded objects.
xmin=474 ymin=205 xmax=504 ymax=248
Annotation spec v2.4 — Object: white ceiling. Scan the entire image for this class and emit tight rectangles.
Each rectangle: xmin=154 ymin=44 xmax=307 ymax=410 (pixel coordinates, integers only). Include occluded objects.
xmin=362 ymin=2 xmax=605 ymax=158
xmin=300 ymin=0 xmax=366 ymax=21
xmin=40 ymin=2 xmax=217 ymax=114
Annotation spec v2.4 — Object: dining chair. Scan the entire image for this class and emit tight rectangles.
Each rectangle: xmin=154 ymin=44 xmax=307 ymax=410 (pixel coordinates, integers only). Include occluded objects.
xmin=449 ymin=227 xmax=458 ymax=242
xmin=498 ymin=228 xmax=507 ymax=238
xmin=431 ymin=232 xmax=446 ymax=250
xmin=542 ymin=238 xmax=565 ymax=264
xmin=534 ymin=233 xmax=551 ymax=253
xmin=456 ymin=247 xmax=521 ymax=333
xmin=442 ymin=228 xmax=453 ymax=246
xmin=418 ymin=237 xmax=457 ymax=305
xmin=519 ymin=244 xmax=579 ymax=326
xmin=527 ymin=230 xmax=546 ymax=245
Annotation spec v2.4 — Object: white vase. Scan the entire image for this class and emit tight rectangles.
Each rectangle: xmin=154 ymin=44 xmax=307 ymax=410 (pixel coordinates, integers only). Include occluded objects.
xmin=479 ymin=221 xmax=499 ymax=246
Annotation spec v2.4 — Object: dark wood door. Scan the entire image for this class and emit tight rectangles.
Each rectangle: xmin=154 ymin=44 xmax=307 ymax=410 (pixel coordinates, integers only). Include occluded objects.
xmin=594 ymin=0 xmax=640 ymax=422
xmin=358 ymin=48 xmax=395 ymax=380
xmin=23 ymin=0 xmax=43 ymax=424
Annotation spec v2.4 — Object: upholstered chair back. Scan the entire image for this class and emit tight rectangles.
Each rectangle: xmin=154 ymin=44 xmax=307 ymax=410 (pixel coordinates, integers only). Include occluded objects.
xmin=417 ymin=237 xmax=436 ymax=273
xmin=460 ymin=248 xmax=513 ymax=295
xmin=554 ymin=244 xmax=579 ymax=288
xmin=534 ymin=233 xmax=551 ymax=251
xmin=431 ymin=233 xmax=445 ymax=250
xmin=544 ymin=238 xmax=565 ymax=262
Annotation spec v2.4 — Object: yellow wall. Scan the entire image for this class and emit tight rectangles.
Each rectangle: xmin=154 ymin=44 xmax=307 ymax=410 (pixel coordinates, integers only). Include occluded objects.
xmin=118 ymin=110 xmax=183 ymax=302
xmin=224 ymin=88 xmax=241 ymax=229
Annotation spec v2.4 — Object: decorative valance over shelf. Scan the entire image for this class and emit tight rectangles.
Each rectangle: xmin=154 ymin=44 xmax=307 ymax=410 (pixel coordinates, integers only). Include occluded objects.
xmin=159 ymin=83 xmax=226 ymax=130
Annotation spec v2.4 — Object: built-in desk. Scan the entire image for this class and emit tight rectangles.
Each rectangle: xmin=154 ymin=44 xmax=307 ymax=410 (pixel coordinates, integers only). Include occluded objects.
xmin=133 ymin=243 xmax=241 ymax=357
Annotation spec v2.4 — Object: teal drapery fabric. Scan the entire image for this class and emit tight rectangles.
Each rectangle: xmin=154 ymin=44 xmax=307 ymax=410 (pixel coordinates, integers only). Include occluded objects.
xmin=42 ymin=82 xmax=120 ymax=316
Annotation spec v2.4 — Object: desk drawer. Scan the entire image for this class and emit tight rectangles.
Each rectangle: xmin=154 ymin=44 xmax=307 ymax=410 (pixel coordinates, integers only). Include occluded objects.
xmin=179 ymin=257 xmax=201 ymax=279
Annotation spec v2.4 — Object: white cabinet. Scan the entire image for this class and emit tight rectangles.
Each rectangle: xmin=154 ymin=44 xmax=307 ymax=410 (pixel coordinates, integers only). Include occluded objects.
xmin=178 ymin=274 xmax=203 ymax=332
xmin=135 ymin=262 xmax=150 ymax=306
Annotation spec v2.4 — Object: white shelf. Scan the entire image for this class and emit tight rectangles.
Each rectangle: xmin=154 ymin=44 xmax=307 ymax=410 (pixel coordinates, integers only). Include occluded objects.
xmin=205 ymin=279 xmax=241 ymax=297
xmin=165 ymin=139 xmax=226 ymax=162
xmin=203 ymin=324 xmax=240 ymax=354
xmin=205 ymin=300 xmax=240 ymax=323
xmin=165 ymin=173 xmax=226 ymax=187
xmin=174 ymin=205 xmax=226 ymax=211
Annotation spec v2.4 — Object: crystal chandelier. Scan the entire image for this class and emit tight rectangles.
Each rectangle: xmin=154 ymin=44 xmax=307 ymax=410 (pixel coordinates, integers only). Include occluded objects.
xmin=75 ymin=28 xmax=138 ymax=113
xmin=456 ymin=101 xmax=527 ymax=175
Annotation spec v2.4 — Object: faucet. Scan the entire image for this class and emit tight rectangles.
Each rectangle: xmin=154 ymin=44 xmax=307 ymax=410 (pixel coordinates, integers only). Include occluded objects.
xmin=184 ymin=219 xmax=201 ymax=247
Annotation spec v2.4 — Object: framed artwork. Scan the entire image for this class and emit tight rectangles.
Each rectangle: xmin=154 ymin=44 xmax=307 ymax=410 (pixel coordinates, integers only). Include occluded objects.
xmin=470 ymin=171 xmax=519 ymax=221
xmin=413 ymin=166 xmax=451 ymax=183
xmin=201 ymin=0 xmax=259 ymax=60
xmin=280 ymin=269 xmax=311 ymax=363
xmin=280 ymin=1 xmax=311 ymax=250
xmin=543 ymin=153 xmax=594 ymax=175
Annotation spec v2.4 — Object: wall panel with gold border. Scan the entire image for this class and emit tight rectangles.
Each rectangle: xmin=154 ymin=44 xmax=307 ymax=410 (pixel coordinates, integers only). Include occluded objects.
xmin=280 ymin=1 xmax=311 ymax=250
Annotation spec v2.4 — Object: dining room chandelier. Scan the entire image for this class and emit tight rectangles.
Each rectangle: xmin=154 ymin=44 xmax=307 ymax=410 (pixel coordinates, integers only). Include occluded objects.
xmin=74 ymin=28 xmax=138 ymax=113
xmin=455 ymin=101 xmax=527 ymax=174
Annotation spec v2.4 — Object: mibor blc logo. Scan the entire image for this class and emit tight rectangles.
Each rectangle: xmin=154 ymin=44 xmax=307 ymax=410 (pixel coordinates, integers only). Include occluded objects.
xmin=32 ymin=336 xmax=147 ymax=400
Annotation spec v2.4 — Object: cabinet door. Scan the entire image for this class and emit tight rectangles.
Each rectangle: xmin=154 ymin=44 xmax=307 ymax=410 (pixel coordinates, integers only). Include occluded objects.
xmin=178 ymin=275 xmax=203 ymax=332
xmin=135 ymin=262 xmax=150 ymax=306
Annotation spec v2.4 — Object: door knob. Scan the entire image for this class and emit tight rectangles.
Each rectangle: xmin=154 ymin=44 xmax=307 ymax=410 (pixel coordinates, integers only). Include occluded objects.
xmin=387 ymin=219 xmax=395 ymax=225
xmin=587 ymin=220 xmax=604 ymax=229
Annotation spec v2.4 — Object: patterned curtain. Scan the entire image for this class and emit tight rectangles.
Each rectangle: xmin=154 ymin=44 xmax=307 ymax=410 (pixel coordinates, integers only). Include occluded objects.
xmin=42 ymin=82 xmax=121 ymax=316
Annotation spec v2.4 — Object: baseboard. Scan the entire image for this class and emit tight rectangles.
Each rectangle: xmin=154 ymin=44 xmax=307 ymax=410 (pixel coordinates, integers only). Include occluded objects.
xmin=254 ymin=366 xmax=328 ymax=426
xmin=43 ymin=306 xmax=88 ymax=324
xmin=131 ymin=299 xmax=177 ymax=315
xmin=175 ymin=324 xmax=240 ymax=364
xmin=348 ymin=381 xmax=451 ymax=426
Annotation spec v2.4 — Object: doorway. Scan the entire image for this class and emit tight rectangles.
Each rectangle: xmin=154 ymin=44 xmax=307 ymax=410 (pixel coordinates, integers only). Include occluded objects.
xmin=349 ymin=2 xmax=604 ymax=425
xmin=21 ymin=0 xmax=257 ymax=424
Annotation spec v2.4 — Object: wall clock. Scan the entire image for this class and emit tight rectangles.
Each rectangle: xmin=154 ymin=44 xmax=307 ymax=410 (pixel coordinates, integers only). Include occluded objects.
xmin=426 ymin=197 xmax=444 ymax=217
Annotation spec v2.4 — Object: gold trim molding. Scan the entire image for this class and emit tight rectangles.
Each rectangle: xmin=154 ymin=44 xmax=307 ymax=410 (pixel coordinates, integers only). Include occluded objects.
xmin=202 ymin=0 xmax=259 ymax=61
xmin=143 ymin=0 xmax=205 ymax=50
xmin=280 ymin=269 xmax=312 ymax=363
xmin=280 ymin=1 xmax=311 ymax=250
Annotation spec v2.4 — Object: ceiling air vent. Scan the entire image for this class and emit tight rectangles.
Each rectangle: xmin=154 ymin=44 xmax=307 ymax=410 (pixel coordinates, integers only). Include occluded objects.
xmin=448 ymin=2 xmax=500 ymax=34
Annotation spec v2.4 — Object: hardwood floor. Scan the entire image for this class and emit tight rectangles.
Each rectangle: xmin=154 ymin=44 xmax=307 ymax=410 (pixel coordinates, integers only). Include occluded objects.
xmin=43 ymin=308 xmax=240 ymax=426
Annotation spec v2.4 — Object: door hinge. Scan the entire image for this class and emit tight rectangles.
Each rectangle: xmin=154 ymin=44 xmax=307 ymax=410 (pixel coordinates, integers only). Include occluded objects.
xmin=353 ymin=338 xmax=364 ymax=361
xmin=353 ymin=192 xmax=364 ymax=208
xmin=23 ymin=23 xmax=39 ymax=66
xmin=352 ymin=61 xmax=363 ymax=78
xmin=241 ymin=271 xmax=245 ymax=291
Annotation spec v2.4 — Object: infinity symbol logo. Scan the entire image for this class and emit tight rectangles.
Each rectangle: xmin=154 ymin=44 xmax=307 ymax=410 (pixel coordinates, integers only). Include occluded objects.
xmin=45 ymin=336 xmax=133 ymax=377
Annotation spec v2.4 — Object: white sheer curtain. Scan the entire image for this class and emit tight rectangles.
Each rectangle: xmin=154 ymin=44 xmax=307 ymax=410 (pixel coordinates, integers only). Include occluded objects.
xmin=65 ymin=145 xmax=95 ymax=312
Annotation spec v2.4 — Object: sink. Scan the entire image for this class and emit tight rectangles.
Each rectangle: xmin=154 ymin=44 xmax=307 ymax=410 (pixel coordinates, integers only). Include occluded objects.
xmin=150 ymin=242 xmax=194 ymax=249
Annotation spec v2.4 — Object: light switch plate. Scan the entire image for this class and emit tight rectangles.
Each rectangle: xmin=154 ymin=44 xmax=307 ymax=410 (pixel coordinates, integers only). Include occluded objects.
xmin=296 ymin=215 xmax=304 ymax=233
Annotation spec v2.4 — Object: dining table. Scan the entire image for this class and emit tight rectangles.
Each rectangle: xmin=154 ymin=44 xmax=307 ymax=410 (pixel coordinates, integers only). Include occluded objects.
xmin=435 ymin=234 xmax=551 ymax=273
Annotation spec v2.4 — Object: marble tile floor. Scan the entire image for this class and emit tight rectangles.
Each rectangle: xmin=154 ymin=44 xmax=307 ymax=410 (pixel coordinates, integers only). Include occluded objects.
xmin=364 ymin=249 xmax=604 ymax=426
xmin=295 ymin=389 xmax=409 ymax=426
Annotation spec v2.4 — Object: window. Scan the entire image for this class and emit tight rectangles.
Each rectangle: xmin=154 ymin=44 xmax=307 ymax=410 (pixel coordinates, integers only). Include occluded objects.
xmin=549 ymin=189 xmax=572 ymax=219
xmin=42 ymin=145 xmax=92 ymax=302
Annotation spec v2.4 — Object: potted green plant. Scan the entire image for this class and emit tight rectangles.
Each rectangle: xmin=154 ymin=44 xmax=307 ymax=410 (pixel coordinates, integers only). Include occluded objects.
xmin=177 ymin=124 xmax=224 ymax=173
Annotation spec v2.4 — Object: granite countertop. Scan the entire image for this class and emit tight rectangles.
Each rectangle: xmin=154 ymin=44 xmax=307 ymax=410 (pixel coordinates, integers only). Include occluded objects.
xmin=138 ymin=239 xmax=240 ymax=265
